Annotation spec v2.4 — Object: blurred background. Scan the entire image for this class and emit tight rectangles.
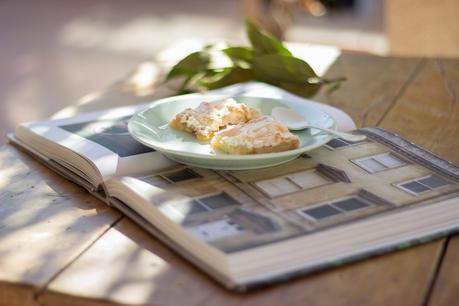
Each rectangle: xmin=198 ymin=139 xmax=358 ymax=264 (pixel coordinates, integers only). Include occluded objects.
xmin=1 ymin=0 xmax=458 ymax=143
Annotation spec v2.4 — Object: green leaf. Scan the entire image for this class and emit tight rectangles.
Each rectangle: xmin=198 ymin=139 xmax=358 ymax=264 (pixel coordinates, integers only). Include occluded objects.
xmin=222 ymin=47 xmax=253 ymax=62
xmin=199 ymin=67 xmax=255 ymax=90
xmin=245 ymin=20 xmax=291 ymax=56
xmin=252 ymin=54 xmax=318 ymax=84
xmin=181 ymin=71 xmax=208 ymax=91
xmin=222 ymin=47 xmax=253 ymax=68
xmin=278 ymin=82 xmax=321 ymax=98
xmin=166 ymin=51 xmax=210 ymax=81
xmin=163 ymin=19 xmax=346 ymax=98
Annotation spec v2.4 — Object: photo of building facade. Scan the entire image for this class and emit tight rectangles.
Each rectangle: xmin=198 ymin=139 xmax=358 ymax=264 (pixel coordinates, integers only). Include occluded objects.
xmin=135 ymin=128 xmax=459 ymax=253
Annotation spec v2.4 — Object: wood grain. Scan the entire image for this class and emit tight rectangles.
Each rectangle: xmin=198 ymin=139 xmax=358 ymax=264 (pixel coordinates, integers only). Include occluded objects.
xmin=314 ymin=53 xmax=422 ymax=127
xmin=0 ymin=283 xmax=38 ymax=306
xmin=386 ymin=0 xmax=459 ymax=57
xmin=378 ymin=57 xmax=459 ymax=306
xmin=379 ymin=58 xmax=459 ymax=164
xmin=428 ymin=236 xmax=459 ymax=306
xmin=0 ymin=146 xmax=121 ymax=305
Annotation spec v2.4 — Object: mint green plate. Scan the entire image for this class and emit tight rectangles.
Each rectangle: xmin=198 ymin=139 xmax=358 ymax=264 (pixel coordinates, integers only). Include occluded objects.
xmin=128 ymin=94 xmax=335 ymax=170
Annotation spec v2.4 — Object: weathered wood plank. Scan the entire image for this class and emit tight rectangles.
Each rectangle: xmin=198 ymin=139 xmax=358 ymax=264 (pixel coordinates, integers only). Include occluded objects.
xmin=428 ymin=236 xmax=459 ymax=306
xmin=377 ymin=57 xmax=459 ymax=305
xmin=50 ymin=62 xmax=177 ymax=119
xmin=386 ymin=0 xmax=459 ymax=57
xmin=0 ymin=146 xmax=121 ymax=305
xmin=429 ymin=60 xmax=459 ymax=306
xmin=314 ymin=53 xmax=422 ymax=127
xmin=0 ymin=283 xmax=39 ymax=306
xmin=40 ymin=218 xmax=444 ymax=306
xmin=379 ymin=58 xmax=459 ymax=164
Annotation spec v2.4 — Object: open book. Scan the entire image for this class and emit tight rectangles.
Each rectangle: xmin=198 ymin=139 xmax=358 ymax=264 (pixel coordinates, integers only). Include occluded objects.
xmin=10 ymin=83 xmax=459 ymax=291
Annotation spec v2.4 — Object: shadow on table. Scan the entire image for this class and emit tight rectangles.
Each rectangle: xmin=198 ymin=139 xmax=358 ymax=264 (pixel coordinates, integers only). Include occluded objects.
xmin=0 ymin=145 xmax=118 ymax=286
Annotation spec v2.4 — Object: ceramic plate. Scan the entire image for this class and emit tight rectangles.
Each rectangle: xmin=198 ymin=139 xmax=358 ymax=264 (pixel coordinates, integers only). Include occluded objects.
xmin=128 ymin=94 xmax=335 ymax=170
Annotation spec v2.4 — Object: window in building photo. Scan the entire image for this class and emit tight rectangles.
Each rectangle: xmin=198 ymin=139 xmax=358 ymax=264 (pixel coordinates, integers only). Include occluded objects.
xmin=254 ymin=170 xmax=332 ymax=198
xmin=165 ymin=192 xmax=240 ymax=221
xmin=325 ymin=137 xmax=367 ymax=150
xmin=299 ymin=196 xmax=374 ymax=221
xmin=396 ymin=175 xmax=450 ymax=196
xmin=199 ymin=192 xmax=240 ymax=210
xmin=141 ymin=168 xmax=202 ymax=186
xmin=352 ymin=152 xmax=407 ymax=173
xmin=161 ymin=168 xmax=202 ymax=183
xmin=139 ymin=174 xmax=170 ymax=187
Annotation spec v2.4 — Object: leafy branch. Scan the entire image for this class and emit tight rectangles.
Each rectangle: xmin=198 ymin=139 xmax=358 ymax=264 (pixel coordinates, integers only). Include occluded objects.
xmin=165 ymin=20 xmax=345 ymax=98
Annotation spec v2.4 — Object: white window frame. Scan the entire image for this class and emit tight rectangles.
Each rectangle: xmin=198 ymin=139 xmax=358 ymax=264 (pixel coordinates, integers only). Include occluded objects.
xmin=297 ymin=195 xmax=374 ymax=222
xmin=253 ymin=169 xmax=333 ymax=198
xmin=195 ymin=192 xmax=240 ymax=211
xmin=139 ymin=174 xmax=170 ymax=186
xmin=159 ymin=168 xmax=202 ymax=183
xmin=141 ymin=168 xmax=201 ymax=186
xmin=352 ymin=152 xmax=407 ymax=174
xmin=170 ymin=192 xmax=240 ymax=217
xmin=394 ymin=175 xmax=450 ymax=196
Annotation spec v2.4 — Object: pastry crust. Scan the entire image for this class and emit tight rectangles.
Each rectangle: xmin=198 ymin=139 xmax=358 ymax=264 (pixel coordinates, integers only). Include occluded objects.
xmin=211 ymin=116 xmax=300 ymax=154
xmin=169 ymin=99 xmax=261 ymax=141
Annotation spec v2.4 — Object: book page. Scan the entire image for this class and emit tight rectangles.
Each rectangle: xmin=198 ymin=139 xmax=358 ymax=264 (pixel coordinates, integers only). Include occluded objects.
xmin=108 ymin=128 xmax=459 ymax=254
xmin=18 ymin=103 xmax=176 ymax=179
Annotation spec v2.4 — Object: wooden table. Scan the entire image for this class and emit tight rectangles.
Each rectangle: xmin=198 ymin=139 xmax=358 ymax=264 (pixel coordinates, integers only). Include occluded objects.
xmin=1 ymin=49 xmax=459 ymax=306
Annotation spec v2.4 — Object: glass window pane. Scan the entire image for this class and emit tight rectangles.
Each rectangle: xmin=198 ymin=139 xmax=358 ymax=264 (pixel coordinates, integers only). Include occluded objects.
xmin=326 ymin=138 xmax=349 ymax=149
xmin=255 ymin=177 xmax=300 ymax=197
xmin=173 ymin=200 xmax=208 ymax=215
xmin=199 ymin=193 xmax=239 ymax=210
xmin=163 ymin=168 xmax=201 ymax=183
xmin=400 ymin=181 xmax=430 ymax=194
xmin=302 ymin=205 xmax=342 ymax=220
xmin=375 ymin=153 xmax=405 ymax=168
xmin=418 ymin=175 xmax=449 ymax=189
xmin=288 ymin=171 xmax=330 ymax=189
xmin=139 ymin=175 xmax=170 ymax=186
xmin=332 ymin=197 xmax=370 ymax=212
xmin=357 ymin=158 xmax=387 ymax=172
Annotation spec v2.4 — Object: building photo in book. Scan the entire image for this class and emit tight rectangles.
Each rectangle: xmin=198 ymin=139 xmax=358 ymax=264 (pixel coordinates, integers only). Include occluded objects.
xmin=229 ymin=130 xmax=459 ymax=232
xmin=137 ymin=166 xmax=305 ymax=253
xmin=59 ymin=115 xmax=154 ymax=157
xmin=137 ymin=129 xmax=459 ymax=253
